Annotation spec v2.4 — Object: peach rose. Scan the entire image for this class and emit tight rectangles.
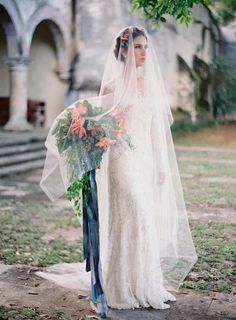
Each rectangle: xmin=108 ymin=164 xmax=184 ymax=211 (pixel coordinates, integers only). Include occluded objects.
xmin=95 ymin=137 xmax=116 ymax=150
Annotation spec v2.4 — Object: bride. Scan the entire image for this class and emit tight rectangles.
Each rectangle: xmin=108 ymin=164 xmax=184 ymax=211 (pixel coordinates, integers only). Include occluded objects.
xmin=40 ymin=26 xmax=198 ymax=318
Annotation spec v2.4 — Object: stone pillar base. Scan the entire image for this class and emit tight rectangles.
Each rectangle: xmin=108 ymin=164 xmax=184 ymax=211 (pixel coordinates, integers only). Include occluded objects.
xmin=4 ymin=115 xmax=33 ymax=131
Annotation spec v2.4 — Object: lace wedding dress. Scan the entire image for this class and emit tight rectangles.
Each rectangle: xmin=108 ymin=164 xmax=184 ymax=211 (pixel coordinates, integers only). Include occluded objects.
xmin=101 ymin=93 xmax=176 ymax=310
xmin=39 ymin=26 xmax=198 ymax=317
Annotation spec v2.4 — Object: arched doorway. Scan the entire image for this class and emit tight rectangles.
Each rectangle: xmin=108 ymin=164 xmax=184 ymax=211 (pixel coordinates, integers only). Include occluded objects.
xmin=28 ymin=20 xmax=69 ymax=128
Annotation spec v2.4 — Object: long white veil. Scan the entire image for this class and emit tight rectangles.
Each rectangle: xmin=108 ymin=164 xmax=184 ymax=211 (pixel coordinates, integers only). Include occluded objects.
xmin=40 ymin=26 xmax=198 ymax=295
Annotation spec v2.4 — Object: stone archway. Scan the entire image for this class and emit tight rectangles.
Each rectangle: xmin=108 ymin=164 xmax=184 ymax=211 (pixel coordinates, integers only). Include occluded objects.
xmin=0 ymin=1 xmax=22 ymax=58
xmin=0 ymin=3 xmax=71 ymax=131
xmin=24 ymin=6 xmax=72 ymax=128
xmin=28 ymin=20 xmax=69 ymax=128
xmin=24 ymin=5 xmax=71 ymax=80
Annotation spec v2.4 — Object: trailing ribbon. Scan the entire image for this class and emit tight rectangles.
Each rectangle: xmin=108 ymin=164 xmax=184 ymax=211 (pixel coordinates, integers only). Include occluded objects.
xmin=82 ymin=169 xmax=108 ymax=318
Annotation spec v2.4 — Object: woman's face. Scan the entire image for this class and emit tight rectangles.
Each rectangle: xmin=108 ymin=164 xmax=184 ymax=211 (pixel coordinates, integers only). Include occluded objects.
xmin=134 ymin=35 xmax=147 ymax=67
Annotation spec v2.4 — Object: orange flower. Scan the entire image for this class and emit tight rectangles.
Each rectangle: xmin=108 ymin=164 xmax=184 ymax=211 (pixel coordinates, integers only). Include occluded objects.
xmin=95 ymin=137 xmax=116 ymax=150
xmin=72 ymin=103 xmax=88 ymax=119
xmin=70 ymin=117 xmax=87 ymax=138
xmin=71 ymin=108 xmax=80 ymax=120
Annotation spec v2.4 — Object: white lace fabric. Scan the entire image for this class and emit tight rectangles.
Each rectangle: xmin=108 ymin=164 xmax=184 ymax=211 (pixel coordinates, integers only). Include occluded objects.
xmin=101 ymin=96 xmax=176 ymax=309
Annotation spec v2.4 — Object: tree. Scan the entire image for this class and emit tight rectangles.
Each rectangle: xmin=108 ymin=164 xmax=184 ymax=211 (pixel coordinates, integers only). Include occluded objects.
xmin=131 ymin=0 xmax=207 ymax=28
xmin=131 ymin=0 xmax=236 ymax=27
xmin=208 ymin=0 xmax=236 ymax=25
xmin=211 ymin=55 xmax=236 ymax=118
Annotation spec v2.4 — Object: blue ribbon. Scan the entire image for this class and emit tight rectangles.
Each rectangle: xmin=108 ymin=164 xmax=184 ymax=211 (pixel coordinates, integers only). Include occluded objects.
xmin=82 ymin=169 xmax=108 ymax=318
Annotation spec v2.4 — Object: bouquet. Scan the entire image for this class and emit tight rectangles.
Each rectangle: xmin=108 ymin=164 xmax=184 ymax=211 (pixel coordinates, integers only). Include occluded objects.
xmin=51 ymin=99 xmax=133 ymax=222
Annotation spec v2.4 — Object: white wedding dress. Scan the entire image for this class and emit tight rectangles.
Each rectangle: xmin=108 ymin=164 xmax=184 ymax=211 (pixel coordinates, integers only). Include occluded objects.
xmin=100 ymin=93 xmax=176 ymax=310
xmin=39 ymin=26 xmax=198 ymax=315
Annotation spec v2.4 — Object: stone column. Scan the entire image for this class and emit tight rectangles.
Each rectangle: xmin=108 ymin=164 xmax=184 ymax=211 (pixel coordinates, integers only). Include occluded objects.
xmin=4 ymin=58 xmax=33 ymax=131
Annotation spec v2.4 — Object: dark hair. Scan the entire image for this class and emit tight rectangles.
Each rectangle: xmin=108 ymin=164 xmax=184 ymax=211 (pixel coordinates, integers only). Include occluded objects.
xmin=114 ymin=27 xmax=147 ymax=62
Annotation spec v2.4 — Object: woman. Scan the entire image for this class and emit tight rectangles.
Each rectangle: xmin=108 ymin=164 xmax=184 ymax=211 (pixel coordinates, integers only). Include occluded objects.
xmin=40 ymin=26 xmax=198 ymax=317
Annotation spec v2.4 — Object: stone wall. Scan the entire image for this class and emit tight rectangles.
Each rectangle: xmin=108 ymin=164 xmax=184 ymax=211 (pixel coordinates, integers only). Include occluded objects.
xmin=0 ymin=0 xmax=72 ymax=130
xmin=73 ymin=2 xmax=222 ymax=122
xmin=0 ymin=0 xmax=223 ymax=130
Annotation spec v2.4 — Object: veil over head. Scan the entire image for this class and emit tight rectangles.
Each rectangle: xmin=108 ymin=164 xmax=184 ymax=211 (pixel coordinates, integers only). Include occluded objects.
xmin=40 ymin=26 xmax=198 ymax=292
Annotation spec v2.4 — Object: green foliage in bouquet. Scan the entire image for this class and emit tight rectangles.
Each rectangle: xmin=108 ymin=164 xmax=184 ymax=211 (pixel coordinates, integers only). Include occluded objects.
xmin=50 ymin=99 xmax=127 ymax=222
xmin=66 ymin=174 xmax=91 ymax=221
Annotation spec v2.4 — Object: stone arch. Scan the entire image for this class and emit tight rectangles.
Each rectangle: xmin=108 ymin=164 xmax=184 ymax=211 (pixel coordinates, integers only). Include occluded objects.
xmin=0 ymin=0 xmax=23 ymax=57
xmin=28 ymin=21 xmax=69 ymax=128
xmin=24 ymin=5 xmax=71 ymax=79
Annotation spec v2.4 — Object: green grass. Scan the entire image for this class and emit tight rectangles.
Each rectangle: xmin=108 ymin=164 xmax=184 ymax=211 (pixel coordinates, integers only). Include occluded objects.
xmin=178 ymin=160 xmax=236 ymax=178
xmin=0 ymin=305 xmax=68 ymax=320
xmin=176 ymin=149 xmax=236 ymax=161
xmin=176 ymin=140 xmax=236 ymax=293
xmin=0 ymin=200 xmax=83 ymax=266
xmin=182 ymin=179 xmax=236 ymax=210
xmin=177 ymin=145 xmax=236 ymax=210
xmin=182 ymin=220 xmax=236 ymax=293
